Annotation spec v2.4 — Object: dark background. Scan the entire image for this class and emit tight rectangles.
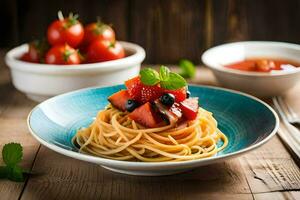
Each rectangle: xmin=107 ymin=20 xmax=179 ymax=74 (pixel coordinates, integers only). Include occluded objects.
xmin=1 ymin=0 xmax=300 ymax=64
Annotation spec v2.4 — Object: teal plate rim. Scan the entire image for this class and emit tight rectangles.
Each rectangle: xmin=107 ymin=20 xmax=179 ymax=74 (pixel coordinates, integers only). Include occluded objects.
xmin=27 ymin=84 xmax=279 ymax=167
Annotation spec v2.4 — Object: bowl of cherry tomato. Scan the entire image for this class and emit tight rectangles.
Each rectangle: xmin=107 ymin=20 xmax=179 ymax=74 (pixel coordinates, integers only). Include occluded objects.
xmin=202 ymin=41 xmax=300 ymax=97
xmin=5 ymin=12 xmax=145 ymax=102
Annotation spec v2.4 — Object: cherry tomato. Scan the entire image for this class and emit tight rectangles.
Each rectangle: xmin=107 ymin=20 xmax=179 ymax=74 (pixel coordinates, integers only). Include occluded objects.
xmin=47 ymin=12 xmax=84 ymax=48
xmin=83 ymin=22 xmax=115 ymax=45
xmin=87 ymin=40 xmax=125 ymax=63
xmin=20 ymin=53 xmax=31 ymax=62
xmin=45 ymin=44 xmax=81 ymax=65
xmin=20 ymin=40 xmax=49 ymax=63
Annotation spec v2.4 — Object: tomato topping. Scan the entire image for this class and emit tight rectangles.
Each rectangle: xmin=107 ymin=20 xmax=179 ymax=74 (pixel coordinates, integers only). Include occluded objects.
xmin=125 ymin=77 xmax=163 ymax=104
xmin=129 ymin=102 xmax=162 ymax=128
xmin=87 ymin=40 xmax=125 ymax=63
xmin=164 ymin=87 xmax=187 ymax=103
xmin=45 ymin=44 xmax=81 ymax=65
xmin=108 ymin=90 xmax=131 ymax=111
xmin=179 ymin=98 xmax=199 ymax=120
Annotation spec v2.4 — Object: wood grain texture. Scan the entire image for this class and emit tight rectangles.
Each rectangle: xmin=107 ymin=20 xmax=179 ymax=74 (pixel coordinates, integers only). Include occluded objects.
xmin=21 ymin=146 xmax=253 ymax=200
xmin=129 ymin=0 xmax=206 ymax=63
xmin=0 ymin=117 xmax=39 ymax=200
xmin=240 ymin=137 xmax=300 ymax=198
xmin=2 ymin=0 xmax=300 ymax=63
xmin=0 ymin=63 xmax=40 ymax=200
xmin=238 ymin=84 xmax=300 ymax=199
xmin=0 ymin=64 xmax=299 ymax=199
xmin=212 ymin=0 xmax=300 ymax=46
xmin=254 ymin=191 xmax=300 ymax=200
xmin=0 ymin=99 xmax=40 ymax=200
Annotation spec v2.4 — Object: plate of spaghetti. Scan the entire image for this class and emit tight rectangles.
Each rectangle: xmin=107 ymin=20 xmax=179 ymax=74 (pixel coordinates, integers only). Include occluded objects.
xmin=27 ymin=66 xmax=279 ymax=176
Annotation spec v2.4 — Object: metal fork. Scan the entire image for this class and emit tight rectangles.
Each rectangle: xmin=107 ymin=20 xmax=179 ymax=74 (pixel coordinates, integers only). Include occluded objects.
xmin=272 ymin=97 xmax=300 ymax=158
xmin=273 ymin=96 xmax=300 ymax=126
xmin=273 ymin=96 xmax=300 ymax=143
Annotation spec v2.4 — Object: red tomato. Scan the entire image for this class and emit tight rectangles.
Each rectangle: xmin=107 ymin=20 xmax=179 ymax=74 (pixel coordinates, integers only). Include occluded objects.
xmin=45 ymin=44 xmax=81 ymax=65
xmin=87 ymin=40 xmax=125 ymax=63
xmin=20 ymin=53 xmax=31 ymax=62
xmin=180 ymin=98 xmax=199 ymax=120
xmin=128 ymin=102 xmax=162 ymax=128
xmin=47 ymin=12 xmax=84 ymax=48
xmin=83 ymin=22 xmax=115 ymax=45
xmin=20 ymin=40 xmax=49 ymax=63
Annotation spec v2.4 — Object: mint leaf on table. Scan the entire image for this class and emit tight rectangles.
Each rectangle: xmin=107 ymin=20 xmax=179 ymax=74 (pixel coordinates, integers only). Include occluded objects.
xmin=140 ymin=66 xmax=187 ymax=90
xmin=0 ymin=143 xmax=26 ymax=182
xmin=140 ymin=68 xmax=160 ymax=86
xmin=179 ymin=59 xmax=196 ymax=78
xmin=2 ymin=143 xmax=23 ymax=166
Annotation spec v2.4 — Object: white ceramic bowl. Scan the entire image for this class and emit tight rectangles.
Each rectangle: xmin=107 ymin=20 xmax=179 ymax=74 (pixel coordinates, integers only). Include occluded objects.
xmin=5 ymin=41 xmax=145 ymax=102
xmin=201 ymin=41 xmax=300 ymax=97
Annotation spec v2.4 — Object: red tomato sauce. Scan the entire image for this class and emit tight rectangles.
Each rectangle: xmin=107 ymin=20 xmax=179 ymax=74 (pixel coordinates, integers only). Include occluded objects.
xmin=225 ymin=58 xmax=299 ymax=72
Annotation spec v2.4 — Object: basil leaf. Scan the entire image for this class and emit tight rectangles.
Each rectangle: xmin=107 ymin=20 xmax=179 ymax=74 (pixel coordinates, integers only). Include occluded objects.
xmin=159 ymin=65 xmax=170 ymax=81
xmin=140 ymin=68 xmax=160 ymax=86
xmin=179 ymin=59 xmax=196 ymax=78
xmin=2 ymin=143 xmax=23 ymax=166
xmin=160 ymin=72 xmax=187 ymax=90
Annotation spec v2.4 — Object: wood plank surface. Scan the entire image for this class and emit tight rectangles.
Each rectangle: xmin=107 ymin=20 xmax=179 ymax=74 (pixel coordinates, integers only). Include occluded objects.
xmin=21 ymin=147 xmax=253 ymax=200
xmin=0 ymin=61 xmax=299 ymax=199
xmin=212 ymin=0 xmax=300 ymax=46
xmin=1 ymin=0 xmax=300 ymax=63
xmin=0 ymin=60 xmax=40 ymax=200
xmin=241 ymin=137 xmax=300 ymax=199
xmin=0 ymin=50 xmax=39 ymax=200
xmin=129 ymin=0 xmax=206 ymax=64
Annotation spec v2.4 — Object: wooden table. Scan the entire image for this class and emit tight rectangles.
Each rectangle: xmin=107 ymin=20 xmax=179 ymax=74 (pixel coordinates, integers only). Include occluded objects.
xmin=0 ymin=57 xmax=300 ymax=199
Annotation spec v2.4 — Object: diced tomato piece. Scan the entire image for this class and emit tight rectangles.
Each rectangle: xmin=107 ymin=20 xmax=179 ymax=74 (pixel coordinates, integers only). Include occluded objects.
xmin=164 ymin=87 xmax=187 ymax=103
xmin=108 ymin=90 xmax=131 ymax=111
xmin=129 ymin=102 xmax=162 ymax=128
xmin=125 ymin=77 xmax=163 ymax=104
xmin=179 ymin=98 xmax=199 ymax=120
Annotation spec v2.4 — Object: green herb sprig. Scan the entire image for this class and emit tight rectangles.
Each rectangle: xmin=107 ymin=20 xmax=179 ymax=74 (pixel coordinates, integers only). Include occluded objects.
xmin=0 ymin=143 xmax=27 ymax=182
xmin=178 ymin=59 xmax=196 ymax=79
xmin=140 ymin=66 xmax=187 ymax=90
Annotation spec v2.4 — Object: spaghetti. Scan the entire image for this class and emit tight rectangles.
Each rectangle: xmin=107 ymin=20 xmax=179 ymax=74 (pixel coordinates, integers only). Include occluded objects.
xmin=72 ymin=105 xmax=228 ymax=162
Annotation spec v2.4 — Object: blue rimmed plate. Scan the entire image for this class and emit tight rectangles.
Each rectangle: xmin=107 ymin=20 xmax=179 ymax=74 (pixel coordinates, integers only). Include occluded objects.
xmin=27 ymin=85 xmax=279 ymax=176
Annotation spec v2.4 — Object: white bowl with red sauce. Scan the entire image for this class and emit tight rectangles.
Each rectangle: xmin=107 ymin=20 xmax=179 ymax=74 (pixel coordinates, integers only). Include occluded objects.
xmin=201 ymin=41 xmax=300 ymax=97
xmin=5 ymin=41 xmax=145 ymax=102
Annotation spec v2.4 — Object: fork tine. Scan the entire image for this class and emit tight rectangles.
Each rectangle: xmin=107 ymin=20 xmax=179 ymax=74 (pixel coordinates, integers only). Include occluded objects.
xmin=276 ymin=96 xmax=293 ymax=122
xmin=281 ymin=97 xmax=299 ymax=121
xmin=273 ymin=97 xmax=288 ymax=121
xmin=277 ymin=96 xmax=299 ymax=122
